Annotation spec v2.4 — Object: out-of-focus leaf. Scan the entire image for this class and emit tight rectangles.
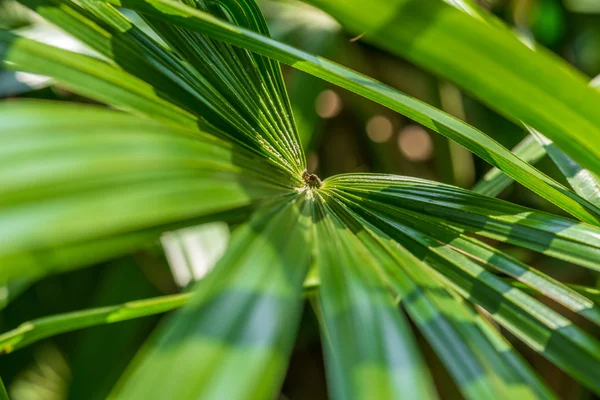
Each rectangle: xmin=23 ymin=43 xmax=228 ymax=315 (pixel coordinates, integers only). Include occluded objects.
xmin=0 ymin=0 xmax=30 ymax=30
xmin=0 ymin=294 xmax=190 ymax=354
xmin=111 ymin=197 xmax=313 ymax=400
xmin=162 ymin=223 xmax=230 ymax=288
xmin=0 ymin=69 xmax=49 ymax=97
xmin=564 ymin=0 xmax=600 ymax=13
xmin=0 ymin=32 xmax=200 ymax=129
xmin=7 ymin=345 xmax=69 ymax=400
xmin=67 ymin=259 xmax=164 ymax=400
xmin=0 ymin=376 xmax=8 ymax=400
xmin=0 ymin=102 xmax=295 ymax=283
xmin=0 ymin=279 xmax=31 ymax=312
xmin=0 ymin=21 xmax=98 ymax=97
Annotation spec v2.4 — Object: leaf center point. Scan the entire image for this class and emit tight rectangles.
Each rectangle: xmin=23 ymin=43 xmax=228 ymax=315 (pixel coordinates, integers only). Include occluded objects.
xmin=302 ymin=169 xmax=322 ymax=189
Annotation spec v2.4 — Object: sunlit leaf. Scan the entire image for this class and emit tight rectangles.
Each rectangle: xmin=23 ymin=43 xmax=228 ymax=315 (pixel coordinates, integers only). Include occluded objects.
xmin=111 ymin=197 xmax=313 ymax=400
xmin=0 ymin=101 xmax=295 ymax=283
xmin=303 ymin=0 xmax=600 ymax=179
xmin=312 ymin=196 xmax=438 ymax=400
xmin=88 ymin=0 xmax=600 ymax=225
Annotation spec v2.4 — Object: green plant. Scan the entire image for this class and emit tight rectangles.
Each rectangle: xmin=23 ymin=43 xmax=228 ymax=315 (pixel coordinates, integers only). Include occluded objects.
xmin=1 ymin=0 xmax=600 ymax=398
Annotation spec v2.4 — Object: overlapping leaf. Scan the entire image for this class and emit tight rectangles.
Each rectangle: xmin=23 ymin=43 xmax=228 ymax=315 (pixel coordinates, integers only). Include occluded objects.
xmin=110 ymin=197 xmax=313 ymax=400
xmin=529 ymin=128 xmax=600 ymax=207
xmin=72 ymin=0 xmax=600 ymax=226
xmin=14 ymin=0 xmax=304 ymax=174
xmin=317 ymin=193 xmax=555 ymax=399
xmin=471 ymin=61 xmax=600 ymax=204
xmin=312 ymin=196 xmax=438 ymax=400
xmin=0 ymin=31 xmax=201 ymax=128
xmin=0 ymin=102 xmax=295 ymax=283
xmin=327 ymin=174 xmax=600 ymax=272
xmin=472 ymin=135 xmax=546 ymax=197
xmin=325 ymin=174 xmax=600 ymax=392
xmin=302 ymin=0 xmax=600 ymax=180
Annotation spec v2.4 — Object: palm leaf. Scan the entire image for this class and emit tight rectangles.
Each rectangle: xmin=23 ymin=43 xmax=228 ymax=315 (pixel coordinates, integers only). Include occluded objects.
xmin=326 ymin=174 xmax=600 ymax=392
xmin=326 ymin=174 xmax=600 ymax=272
xmin=312 ymin=196 xmax=438 ymax=400
xmin=0 ymin=102 xmax=295 ymax=283
xmin=319 ymin=193 xmax=555 ymax=399
xmin=2 ymin=0 xmax=600 ymax=398
xmin=16 ymin=0 xmax=304 ymax=173
xmin=529 ymin=128 xmax=600 ymax=207
xmin=0 ymin=293 xmax=190 ymax=354
xmin=472 ymin=135 xmax=546 ymax=197
xmin=302 ymin=0 xmax=600 ymax=179
xmin=68 ymin=0 xmax=600 ymax=225
xmin=0 ymin=31 xmax=201 ymax=128
xmin=343 ymin=196 xmax=600 ymax=326
xmin=472 ymin=72 xmax=600 ymax=203
xmin=110 ymin=197 xmax=313 ymax=399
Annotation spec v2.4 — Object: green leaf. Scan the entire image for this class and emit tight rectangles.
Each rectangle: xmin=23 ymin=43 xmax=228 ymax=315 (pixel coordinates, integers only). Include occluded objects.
xmin=3 ymin=229 xmax=174 ymax=286
xmin=342 ymin=193 xmax=600 ymax=327
xmin=426 ymin=252 xmax=600 ymax=393
xmin=474 ymin=75 xmax=600 ymax=203
xmin=263 ymin=0 xmax=342 ymax=149
xmin=529 ymin=128 xmax=600 ymax=207
xmin=510 ymin=281 xmax=600 ymax=305
xmin=302 ymin=0 xmax=600 ymax=180
xmin=162 ymin=222 xmax=230 ymax=288
xmin=0 ymin=293 xmax=190 ymax=355
xmin=0 ymin=101 xmax=295 ymax=283
xmin=319 ymin=193 xmax=553 ymax=399
xmin=0 ymin=22 xmax=98 ymax=96
xmin=17 ymin=0 xmax=222 ymax=125
xmin=136 ymin=0 xmax=304 ymax=171
xmin=93 ymin=0 xmax=600 ymax=225
xmin=326 ymin=174 xmax=600 ymax=272
xmin=17 ymin=0 xmax=304 ymax=173
xmin=111 ymin=196 xmax=313 ymax=400
xmin=472 ymin=134 xmax=546 ymax=197
xmin=0 ymin=32 xmax=202 ymax=129
xmin=325 ymin=175 xmax=600 ymax=393
xmin=66 ymin=258 xmax=164 ymax=400
xmin=0 ymin=376 xmax=8 ymax=400
xmin=312 ymin=196 xmax=438 ymax=400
